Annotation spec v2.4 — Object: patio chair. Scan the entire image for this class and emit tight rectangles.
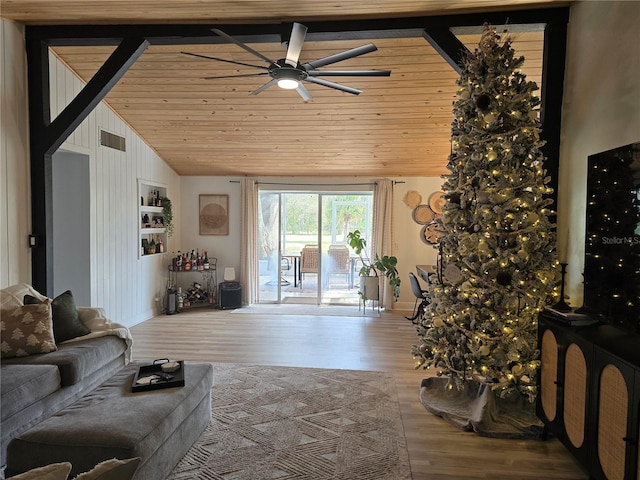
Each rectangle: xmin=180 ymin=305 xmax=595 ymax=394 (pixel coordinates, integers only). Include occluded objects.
xmin=326 ymin=244 xmax=351 ymax=287
xmin=300 ymin=245 xmax=319 ymax=285
xmin=266 ymin=255 xmax=292 ymax=286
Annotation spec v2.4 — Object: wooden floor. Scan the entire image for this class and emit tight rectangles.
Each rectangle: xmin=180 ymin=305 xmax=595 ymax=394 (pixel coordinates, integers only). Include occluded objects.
xmin=130 ymin=307 xmax=589 ymax=480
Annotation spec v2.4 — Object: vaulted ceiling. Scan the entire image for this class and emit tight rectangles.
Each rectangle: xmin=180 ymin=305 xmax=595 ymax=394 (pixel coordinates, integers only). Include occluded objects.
xmin=1 ymin=0 xmax=568 ymax=177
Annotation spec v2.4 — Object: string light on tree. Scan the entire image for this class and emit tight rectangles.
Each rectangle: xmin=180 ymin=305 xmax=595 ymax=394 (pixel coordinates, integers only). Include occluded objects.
xmin=411 ymin=26 xmax=560 ymax=402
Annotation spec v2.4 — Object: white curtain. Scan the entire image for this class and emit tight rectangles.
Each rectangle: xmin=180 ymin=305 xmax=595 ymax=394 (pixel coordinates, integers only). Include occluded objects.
xmin=371 ymin=179 xmax=394 ymax=309
xmin=240 ymin=178 xmax=258 ymax=305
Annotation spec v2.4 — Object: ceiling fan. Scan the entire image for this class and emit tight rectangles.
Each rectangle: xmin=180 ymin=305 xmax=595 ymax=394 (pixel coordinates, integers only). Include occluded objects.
xmin=182 ymin=22 xmax=391 ymax=101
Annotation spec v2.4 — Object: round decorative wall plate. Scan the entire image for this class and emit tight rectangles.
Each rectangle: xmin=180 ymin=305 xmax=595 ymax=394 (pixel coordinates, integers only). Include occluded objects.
xmin=403 ymin=190 xmax=422 ymax=209
xmin=421 ymin=222 xmax=442 ymax=245
xmin=412 ymin=204 xmax=435 ymax=225
xmin=429 ymin=191 xmax=446 ymax=214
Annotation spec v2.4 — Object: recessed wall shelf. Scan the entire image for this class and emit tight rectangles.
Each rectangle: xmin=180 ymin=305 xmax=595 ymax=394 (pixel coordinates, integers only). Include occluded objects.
xmin=138 ymin=179 xmax=168 ymax=258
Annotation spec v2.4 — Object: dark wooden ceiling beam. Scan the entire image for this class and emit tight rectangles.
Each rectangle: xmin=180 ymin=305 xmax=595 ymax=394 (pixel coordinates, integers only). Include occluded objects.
xmin=422 ymin=27 xmax=467 ymax=74
xmin=539 ymin=19 xmax=569 ymax=217
xmin=47 ymin=37 xmax=149 ymax=154
xmin=26 ymin=38 xmax=54 ymax=295
xmin=25 ymin=7 xmax=569 ymax=45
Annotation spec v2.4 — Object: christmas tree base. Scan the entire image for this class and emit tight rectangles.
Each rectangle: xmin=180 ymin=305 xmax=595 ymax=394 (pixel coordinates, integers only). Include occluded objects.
xmin=419 ymin=377 xmax=544 ymax=439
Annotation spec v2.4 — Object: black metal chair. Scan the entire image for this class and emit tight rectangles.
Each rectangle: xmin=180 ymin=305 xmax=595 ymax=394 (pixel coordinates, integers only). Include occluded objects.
xmin=406 ymin=272 xmax=429 ymax=323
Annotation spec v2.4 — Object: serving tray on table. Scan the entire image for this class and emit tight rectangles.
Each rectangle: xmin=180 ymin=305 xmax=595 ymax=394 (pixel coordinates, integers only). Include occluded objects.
xmin=132 ymin=359 xmax=185 ymax=392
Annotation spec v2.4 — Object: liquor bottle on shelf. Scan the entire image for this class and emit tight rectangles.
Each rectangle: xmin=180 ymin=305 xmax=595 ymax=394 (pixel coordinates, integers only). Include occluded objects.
xmin=203 ymin=251 xmax=210 ymax=270
xmin=148 ymin=238 xmax=156 ymax=254
xmin=157 ymin=236 xmax=164 ymax=253
xmin=177 ymin=287 xmax=183 ymax=310
xmin=184 ymin=254 xmax=192 ymax=271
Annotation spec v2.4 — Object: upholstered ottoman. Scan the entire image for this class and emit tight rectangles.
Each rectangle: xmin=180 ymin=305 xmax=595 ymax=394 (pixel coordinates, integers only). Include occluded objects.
xmin=6 ymin=362 xmax=213 ymax=480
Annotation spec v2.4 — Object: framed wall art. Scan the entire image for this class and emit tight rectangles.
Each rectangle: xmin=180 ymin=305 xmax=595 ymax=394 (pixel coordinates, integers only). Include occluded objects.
xmin=199 ymin=194 xmax=229 ymax=235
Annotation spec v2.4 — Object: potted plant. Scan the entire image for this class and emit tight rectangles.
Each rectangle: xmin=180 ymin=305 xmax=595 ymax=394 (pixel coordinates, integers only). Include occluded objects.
xmin=161 ymin=197 xmax=174 ymax=237
xmin=347 ymin=230 xmax=401 ymax=303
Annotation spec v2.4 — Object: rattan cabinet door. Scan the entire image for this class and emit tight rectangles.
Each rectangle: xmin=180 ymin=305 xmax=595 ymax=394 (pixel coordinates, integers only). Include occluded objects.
xmin=540 ymin=328 xmax=558 ymax=422
xmin=537 ymin=316 xmax=593 ymax=468
xmin=564 ymin=343 xmax=588 ymax=449
xmin=591 ymin=348 xmax=637 ymax=480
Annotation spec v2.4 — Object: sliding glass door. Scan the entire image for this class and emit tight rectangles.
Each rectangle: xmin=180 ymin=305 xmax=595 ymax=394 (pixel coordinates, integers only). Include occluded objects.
xmin=257 ymin=189 xmax=372 ymax=306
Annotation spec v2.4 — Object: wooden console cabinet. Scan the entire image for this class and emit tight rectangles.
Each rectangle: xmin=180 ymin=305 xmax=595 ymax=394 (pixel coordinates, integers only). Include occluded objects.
xmin=538 ymin=314 xmax=640 ymax=480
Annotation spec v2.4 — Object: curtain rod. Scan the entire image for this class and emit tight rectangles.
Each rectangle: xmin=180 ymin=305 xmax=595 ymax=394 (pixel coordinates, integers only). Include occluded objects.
xmin=229 ymin=180 xmax=405 ymax=185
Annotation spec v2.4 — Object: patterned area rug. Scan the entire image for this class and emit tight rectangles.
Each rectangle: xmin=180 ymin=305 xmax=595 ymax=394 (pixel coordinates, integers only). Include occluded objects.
xmin=168 ymin=364 xmax=411 ymax=480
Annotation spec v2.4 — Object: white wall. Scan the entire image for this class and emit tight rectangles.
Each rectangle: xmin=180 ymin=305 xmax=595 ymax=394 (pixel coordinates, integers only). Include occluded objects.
xmin=558 ymin=1 xmax=640 ymax=306
xmin=1 ymin=19 xmax=181 ymax=326
xmin=392 ymin=177 xmax=446 ymax=309
xmin=179 ymin=177 xmax=241 ymax=281
xmin=179 ymin=175 xmax=443 ymax=310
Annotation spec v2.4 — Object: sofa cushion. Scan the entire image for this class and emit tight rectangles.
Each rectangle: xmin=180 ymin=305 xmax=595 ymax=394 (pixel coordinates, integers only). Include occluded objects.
xmin=24 ymin=290 xmax=90 ymax=343
xmin=1 ymin=364 xmax=61 ymax=422
xmin=1 ymin=336 xmax=126 ymax=387
xmin=1 ymin=301 xmax=57 ymax=359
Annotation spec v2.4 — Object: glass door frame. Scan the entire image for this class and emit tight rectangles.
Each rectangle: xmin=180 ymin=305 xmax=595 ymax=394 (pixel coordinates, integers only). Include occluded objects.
xmin=257 ymin=186 xmax=373 ymax=306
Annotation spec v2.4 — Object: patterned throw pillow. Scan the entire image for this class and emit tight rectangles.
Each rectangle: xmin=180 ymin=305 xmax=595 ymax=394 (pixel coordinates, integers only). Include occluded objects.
xmin=7 ymin=462 xmax=72 ymax=480
xmin=71 ymin=457 xmax=140 ymax=480
xmin=0 ymin=300 xmax=57 ymax=358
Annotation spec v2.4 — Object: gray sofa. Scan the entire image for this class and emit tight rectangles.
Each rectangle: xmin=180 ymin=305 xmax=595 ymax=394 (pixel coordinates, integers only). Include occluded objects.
xmin=0 ymin=284 xmax=132 ymax=469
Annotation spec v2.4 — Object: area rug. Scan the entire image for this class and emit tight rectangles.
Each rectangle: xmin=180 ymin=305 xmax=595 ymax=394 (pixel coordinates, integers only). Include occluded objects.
xmin=168 ymin=364 xmax=411 ymax=480
xmin=420 ymin=377 xmax=544 ymax=440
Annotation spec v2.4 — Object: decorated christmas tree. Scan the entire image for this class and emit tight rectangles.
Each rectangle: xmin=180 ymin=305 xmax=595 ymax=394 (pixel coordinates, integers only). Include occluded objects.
xmin=412 ymin=26 xmax=560 ymax=404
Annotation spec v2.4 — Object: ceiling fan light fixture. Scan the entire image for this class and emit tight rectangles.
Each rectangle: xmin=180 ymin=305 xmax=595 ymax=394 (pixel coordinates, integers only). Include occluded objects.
xmin=277 ymin=78 xmax=299 ymax=89
xmin=275 ymin=67 xmax=302 ymax=89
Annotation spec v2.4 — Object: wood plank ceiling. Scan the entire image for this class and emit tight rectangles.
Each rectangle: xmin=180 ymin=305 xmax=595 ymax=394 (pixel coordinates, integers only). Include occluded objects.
xmin=1 ymin=1 xmax=559 ymax=177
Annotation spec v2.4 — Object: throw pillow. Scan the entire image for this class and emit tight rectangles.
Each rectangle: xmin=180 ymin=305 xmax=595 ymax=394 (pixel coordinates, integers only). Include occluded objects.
xmin=71 ymin=457 xmax=141 ymax=480
xmin=24 ymin=290 xmax=90 ymax=343
xmin=7 ymin=462 xmax=72 ymax=480
xmin=0 ymin=300 xmax=57 ymax=358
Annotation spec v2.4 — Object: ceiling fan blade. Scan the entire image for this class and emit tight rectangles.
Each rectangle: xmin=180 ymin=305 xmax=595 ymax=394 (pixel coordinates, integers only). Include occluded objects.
xmin=182 ymin=51 xmax=268 ymax=71
xmin=303 ymin=44 xmax=378 ymax=69
xmin=284 ymin=22 xmax=307 ymax=67
xmin=304 ymin=77 xmax=362 ymax=95
xmin=211 ymin=28 xmax=275 ymax=65
xmin=307 ymin=69 xmax=391 ymax=77
xmin=203 ymin=72 xmax=269 ymax=80
xmin=250 ymin=79 xmax=278 ymax=95
xmin=296 ymin=83 xmax=313 ymax=101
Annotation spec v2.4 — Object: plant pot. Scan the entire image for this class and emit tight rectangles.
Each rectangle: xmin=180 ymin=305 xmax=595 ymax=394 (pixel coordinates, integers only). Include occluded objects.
xmin=359 ymin=275 xmax=379 ymax=301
